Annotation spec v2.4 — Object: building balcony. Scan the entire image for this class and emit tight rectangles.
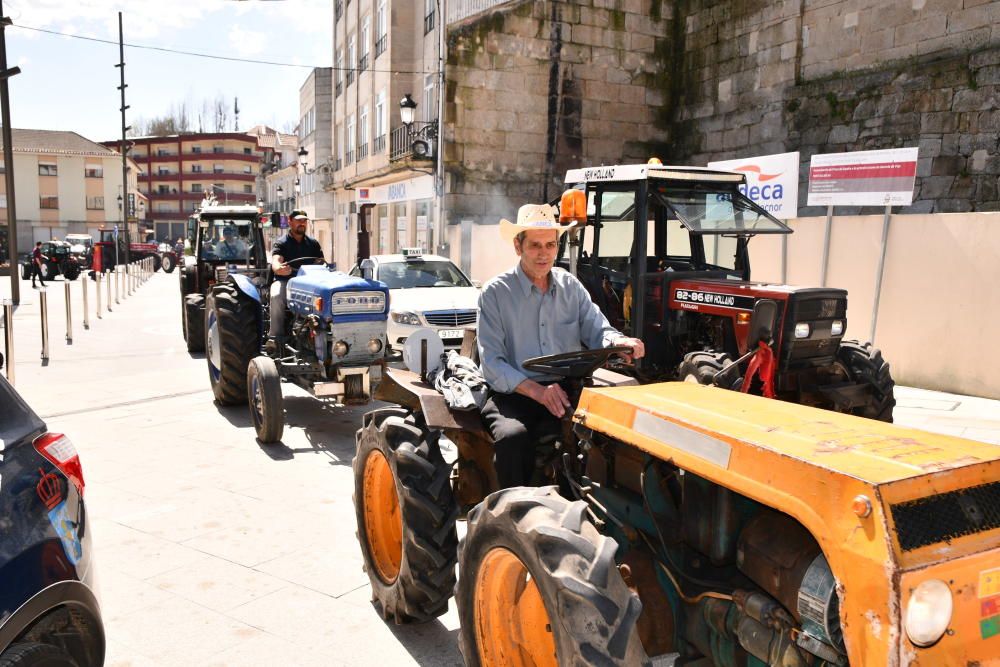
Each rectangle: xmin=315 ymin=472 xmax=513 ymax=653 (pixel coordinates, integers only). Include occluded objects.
xmin=345 ymin=149 xmax=354 ymax=166
xmin=424 ymin=10 xmax=435 ymax=34
xmin=346 ymin=69 xmax=355 ymax=87
xmin=136 ymin=152 xmax=260 ymax=163
xmin=373 ymin=134 xmax=386 ymax=154
xmin=375 ymin=35 xmax=387 ymax=59
xmin=357 ymin=142 xmax=369 ymax=160
xmin=358 ymin=53 xmax=369 ymax=74
xmin=335 ymin=81 xmax=343 ymax=98
xmin=143 ymin=171 xmax=257 ymax=182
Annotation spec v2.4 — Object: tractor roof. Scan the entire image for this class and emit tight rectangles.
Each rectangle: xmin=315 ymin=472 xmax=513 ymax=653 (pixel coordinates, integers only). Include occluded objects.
xmin=197 ymin=205 xmax=260 ymax=220
xmin=564 ymin=164 xmax=746 ymax=186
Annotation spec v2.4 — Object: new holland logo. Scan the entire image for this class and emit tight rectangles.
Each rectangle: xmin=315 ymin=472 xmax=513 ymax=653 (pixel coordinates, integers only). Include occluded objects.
xmin=674 ymin=289 xmax=755 ymax=311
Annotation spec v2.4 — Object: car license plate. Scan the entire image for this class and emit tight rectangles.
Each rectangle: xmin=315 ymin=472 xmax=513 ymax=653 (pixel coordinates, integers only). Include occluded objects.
xmin=437 ymin=329 xmax=464 ymax=340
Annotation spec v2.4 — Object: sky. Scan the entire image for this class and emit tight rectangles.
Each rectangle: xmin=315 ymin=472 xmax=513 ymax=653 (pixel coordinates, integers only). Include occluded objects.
xmin=3 ymin=0 xmax=333 ymax=143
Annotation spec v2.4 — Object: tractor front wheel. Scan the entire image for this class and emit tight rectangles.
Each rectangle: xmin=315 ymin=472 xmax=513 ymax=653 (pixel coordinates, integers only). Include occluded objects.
xmin=836 ymin=340 xmax=895 ymax=422
xmin=206 ymin=283 xmax=258 ymax=405
xmin=457 ymin=486 xmax=648 ymax=667
xmin=161 ymin=253 xmax=176 ymax=273
xmin=248 ymin=355 xmax=283 ymax=443
xmin=678 ymin=350 xmax=737 ymax=388
xmin=183 ymin=293 xmax=205 ymax=353
xmin=353 ymin=407 xmax=458 ymax=623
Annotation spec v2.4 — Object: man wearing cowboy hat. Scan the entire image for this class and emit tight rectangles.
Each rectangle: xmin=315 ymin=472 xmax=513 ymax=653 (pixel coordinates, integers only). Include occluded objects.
xmin=477 ymin=203 xmax=645 ymax=488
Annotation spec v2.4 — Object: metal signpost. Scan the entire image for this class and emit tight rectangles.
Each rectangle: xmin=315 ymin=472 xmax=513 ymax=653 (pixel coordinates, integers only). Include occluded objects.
xmin=806 ymin=147 xmax=919 ymax=341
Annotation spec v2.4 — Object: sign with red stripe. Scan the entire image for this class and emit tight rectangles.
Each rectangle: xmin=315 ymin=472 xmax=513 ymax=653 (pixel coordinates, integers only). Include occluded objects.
xmin=807 ymin=147 xmax=918 ymax=207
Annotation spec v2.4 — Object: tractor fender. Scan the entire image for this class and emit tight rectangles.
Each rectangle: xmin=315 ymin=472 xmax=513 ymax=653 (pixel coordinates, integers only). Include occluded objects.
xmin=229 ymin=273 xmax=262 ymax=304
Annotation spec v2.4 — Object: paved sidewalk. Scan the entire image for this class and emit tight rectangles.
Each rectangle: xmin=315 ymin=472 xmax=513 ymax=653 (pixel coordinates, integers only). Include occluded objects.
xmin=2 ymin=271 xmax=462 ymax=667
xmin=1 ymin=270 xmax=997 ymax=666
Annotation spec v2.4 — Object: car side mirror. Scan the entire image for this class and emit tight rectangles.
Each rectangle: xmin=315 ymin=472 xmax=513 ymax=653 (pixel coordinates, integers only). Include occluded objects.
xmin=748 ymin=299 xmax=778 ymax=345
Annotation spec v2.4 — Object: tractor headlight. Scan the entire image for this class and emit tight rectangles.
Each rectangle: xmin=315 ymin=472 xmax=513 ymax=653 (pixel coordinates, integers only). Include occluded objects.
xmin=830 ymin=320 xmax=844 ymax=336
xmin=367 ymin=337 xmax=383 ymax=354
xmin=391 ymin=311 xmax=421 ymax=326
xmin=905 ymin=579 xmax=952 ymax=647
xmin=333 ymin=340 xmax=349 ymax=357
xmin=794 ymin=322 xmax=811 ymax=339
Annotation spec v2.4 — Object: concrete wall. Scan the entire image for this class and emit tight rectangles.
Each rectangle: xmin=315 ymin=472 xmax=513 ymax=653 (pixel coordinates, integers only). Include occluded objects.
xmin=459 ymin=211 xmax=1000 ymax=399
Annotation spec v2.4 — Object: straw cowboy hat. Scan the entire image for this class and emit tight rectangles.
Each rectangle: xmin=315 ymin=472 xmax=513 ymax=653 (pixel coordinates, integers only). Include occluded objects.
xmin=499 ymin=203 xmax=577 ymax=242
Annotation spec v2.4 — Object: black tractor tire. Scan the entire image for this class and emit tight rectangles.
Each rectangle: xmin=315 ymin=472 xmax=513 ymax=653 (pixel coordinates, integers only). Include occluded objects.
xmin=836 ymin=340 xmax=895 ymax=422
xmin=20 ymin=263 xmax=30 ymax=280
xmin=0 ymin=641 xmax=80 ymax=667
xmin=206 ymin=283 xmax=258 ymax=405
xmin=161 ymin=253 xmax=176 ymax=273
xmin=61 ymin=262 xmax=80 ymax=281
xmin=248 ymin=355 xmax=283 ymax=443
xmin=353 ymin=407 xmax=458 ymax=623
xmin=183 ymin=293 xmax=206 ymax=353
xmin=39 ymin=263 xmax=53 ymax=281
xmin=152 ymin=254 xmax=162 ymax=272
xmin=678 ymin=350 xmax=738 ymax=388
xmin=456 ymin=486 xmax=649 ymax=667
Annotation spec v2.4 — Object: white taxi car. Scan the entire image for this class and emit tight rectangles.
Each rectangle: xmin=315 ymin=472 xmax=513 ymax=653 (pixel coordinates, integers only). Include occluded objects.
xmin=351 ymin=249 xmax=480 ymax=353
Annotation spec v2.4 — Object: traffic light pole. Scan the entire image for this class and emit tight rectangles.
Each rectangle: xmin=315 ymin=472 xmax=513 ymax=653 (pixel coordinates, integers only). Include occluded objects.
xmin=0 ymin=0 xmax=22 ymax=305
xmin=116 ymin=11 xmax=132 ymax=269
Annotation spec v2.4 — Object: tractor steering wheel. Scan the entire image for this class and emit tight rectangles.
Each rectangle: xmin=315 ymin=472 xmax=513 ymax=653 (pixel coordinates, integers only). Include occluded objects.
xmin=521 ymin=346 xmax=633 ymax=379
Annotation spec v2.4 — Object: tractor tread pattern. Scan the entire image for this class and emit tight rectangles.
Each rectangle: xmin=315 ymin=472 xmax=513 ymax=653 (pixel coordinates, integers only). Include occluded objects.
xmin=353 ymin=408 xmax=458 ymax=624
xmin=838 ymin=339 xmax=896 ymax=422
xmin=209 ymin=284 xmax=257 ymax=405
xmin=184 ymin=293 xmax=206 ymax=353
xmin=677 ymin=350 xmax=736 ymax=387
xmin=457 ymin=486 xmax=650 ymax=667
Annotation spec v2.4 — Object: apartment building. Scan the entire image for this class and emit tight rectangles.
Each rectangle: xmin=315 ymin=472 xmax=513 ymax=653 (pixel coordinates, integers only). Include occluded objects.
xmin=247 ymin=124 xmax=299 ymax=214
xmin=0 ymin=129 xmax=143 ymax=264
xmin=296 ymin=68 xmax=336 ymax=258
xmin=115 ymin=133 xmax=264 ymax=242
xmin=327 ymin=0 xmax=446 ymax=270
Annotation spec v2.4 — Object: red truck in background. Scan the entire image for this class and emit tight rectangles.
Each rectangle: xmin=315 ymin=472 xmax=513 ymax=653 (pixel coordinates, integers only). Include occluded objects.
xmin=92 ymin=228 xmax=177 ymax=273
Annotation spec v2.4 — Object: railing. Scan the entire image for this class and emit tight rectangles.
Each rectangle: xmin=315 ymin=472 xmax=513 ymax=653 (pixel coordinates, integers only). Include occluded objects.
xmin=346 ymin=69 xmax=354 ymax=87
xmin=424 ymin=9 xmax=435 ymax=34
xmin=345 ymin=149 xmax=354 ymax=165
xmin=357 ymin=142 xmax=368 ymax=160
xmin=358 ymin=53 xmax=369 ymax=74
xmin=335 ymin=0 xmax=342 ymax=20
xmin=373 ymin=134 xmax=386 ymax=154
xmin=447 ymin=0 xmax=514 ymax=24
xmin=390 ymin=125 xmax=411 ymax=161
xmin=390 ymin=122 xmax=438 ymax=162
xmin=335 ymin=81 xmax=343 ymax=97
xmin=335 ymin=158 xmax=342 ymax=172
xmin=375 ymin=34 xmax=387 ymax=59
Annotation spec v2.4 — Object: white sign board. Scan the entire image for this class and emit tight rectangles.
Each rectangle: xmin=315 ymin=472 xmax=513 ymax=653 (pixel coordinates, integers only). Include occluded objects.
xmin=708 ymin=151 xmax=800 ymax=219
xmin=357 ymin=175 xmax=434 ymax=205
xmin=807 ymin=147 xmax=918 ymax=207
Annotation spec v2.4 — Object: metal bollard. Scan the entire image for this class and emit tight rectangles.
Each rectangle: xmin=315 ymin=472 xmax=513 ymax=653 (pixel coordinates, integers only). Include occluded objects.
xmin=39 ymin=287 xmax=49 ymax=361
xmin=3 ymin=298 xmax=14 ymax=384
xmin=96 ymin=273 xmax=102 ymax=319
xmin=106 ymin=269 xmax=112 ymax=312
xmin=64 ymin=281 xmax=73 ymax=344
xmin=114 ymin=265 xmax=120 ymax=304
xmin=82 ymin=276 xmax=89 ymax=330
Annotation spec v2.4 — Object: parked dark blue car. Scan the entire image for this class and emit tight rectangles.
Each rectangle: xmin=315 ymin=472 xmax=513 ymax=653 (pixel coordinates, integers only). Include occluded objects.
xmin=0 ymin=376 xmax=104 ymax=666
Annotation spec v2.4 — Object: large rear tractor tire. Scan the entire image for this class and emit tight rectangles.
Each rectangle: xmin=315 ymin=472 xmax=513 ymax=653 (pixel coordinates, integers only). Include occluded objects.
xmin=248 ymin=355 xmax=283 ymax=443
xmin=457 ymin=486 xmax=649 ymax=667
xmin=61 ymin=261 xmax=80 ymax=281
xmin=206 ymin=283 xmax=258 ymax=405
xmin=183 ymin=293 xmax=205 ymax=353
xmin=353 ymin=407 xmax=458 ymax=623
xmin=836 ymin=340 xmax=895 ymax=422
xmin=678 ymin=350 xmax=737 ymax=388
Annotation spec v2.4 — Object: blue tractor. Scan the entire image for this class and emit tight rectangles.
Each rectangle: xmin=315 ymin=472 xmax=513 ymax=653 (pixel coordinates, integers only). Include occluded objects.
xmin=204 ymin=261 xmax=390 ymax=443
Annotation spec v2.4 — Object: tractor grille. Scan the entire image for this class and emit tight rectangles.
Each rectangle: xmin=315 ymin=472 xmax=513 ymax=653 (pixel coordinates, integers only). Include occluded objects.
xmin=891 ymin=481 xmax=1000 ymax=551
xmin=423 ymin=309 xmax=477 ymax=327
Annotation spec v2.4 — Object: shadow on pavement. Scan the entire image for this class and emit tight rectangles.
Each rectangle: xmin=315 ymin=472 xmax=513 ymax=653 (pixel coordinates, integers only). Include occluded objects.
xmin=214 ymin=402 xmax=253 ymax=428
xmin=386 ymin=617 xmax=463 ymax=666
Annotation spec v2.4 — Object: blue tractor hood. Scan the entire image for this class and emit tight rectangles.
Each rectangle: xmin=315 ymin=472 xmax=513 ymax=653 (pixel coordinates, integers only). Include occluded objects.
xmin=287 ymin=266 xmax=389 ymax=323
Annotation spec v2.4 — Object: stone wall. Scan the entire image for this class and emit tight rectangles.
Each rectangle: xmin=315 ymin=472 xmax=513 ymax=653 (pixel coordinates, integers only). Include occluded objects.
xmin=443 ymin=0 xmax=674 ymax=224
xmin=671 ymin=0 xmax=1000 ymax=214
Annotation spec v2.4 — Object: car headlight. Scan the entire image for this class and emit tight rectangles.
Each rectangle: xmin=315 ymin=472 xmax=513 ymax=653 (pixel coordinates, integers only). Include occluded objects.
xmin=391 ymin=311 xmax=421 ymax=326
xmin=830 ymin=320 xmax=844 ymax=336
xmin=905 ymin=579 xmax=952 ymax=647
xmin=794 ymin=322 xmax=811 ymax=339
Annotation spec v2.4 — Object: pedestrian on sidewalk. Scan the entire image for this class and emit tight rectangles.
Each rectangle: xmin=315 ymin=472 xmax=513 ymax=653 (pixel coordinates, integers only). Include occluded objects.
xmin=31 ymin=242 xmax=48 ymax=288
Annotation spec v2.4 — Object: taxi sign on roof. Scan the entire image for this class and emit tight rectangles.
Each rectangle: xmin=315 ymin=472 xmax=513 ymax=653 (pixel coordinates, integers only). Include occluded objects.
xmin=401 ymin=247 xmax=423 ymax=258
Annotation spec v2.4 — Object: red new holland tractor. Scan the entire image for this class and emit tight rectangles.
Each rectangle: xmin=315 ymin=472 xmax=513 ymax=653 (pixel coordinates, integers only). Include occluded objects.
xmin=555 ymin=163 xmax=894 ymax=420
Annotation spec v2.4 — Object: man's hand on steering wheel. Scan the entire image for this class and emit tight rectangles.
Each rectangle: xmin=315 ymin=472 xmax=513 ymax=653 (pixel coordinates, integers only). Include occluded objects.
xmin=611 ymin=336 xmax=645 ymax=363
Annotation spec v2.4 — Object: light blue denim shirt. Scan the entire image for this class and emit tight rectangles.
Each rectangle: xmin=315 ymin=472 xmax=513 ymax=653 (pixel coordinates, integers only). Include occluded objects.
xmin=477 ymin=262 xmax=622 ymax=393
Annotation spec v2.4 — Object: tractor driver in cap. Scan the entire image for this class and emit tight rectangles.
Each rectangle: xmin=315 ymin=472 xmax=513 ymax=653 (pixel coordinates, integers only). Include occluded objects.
xmin=477 ymin=203 xmax=645 ymax=488
xmin=269 ymin=210 xmax=324 ymax=347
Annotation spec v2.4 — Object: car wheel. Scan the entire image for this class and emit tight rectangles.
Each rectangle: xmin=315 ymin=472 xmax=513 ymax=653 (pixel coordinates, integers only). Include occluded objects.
xmin=161 ymin=253 xmax=176 ymax=273
xmin=0 ymin=641 xmax=81 ymax=667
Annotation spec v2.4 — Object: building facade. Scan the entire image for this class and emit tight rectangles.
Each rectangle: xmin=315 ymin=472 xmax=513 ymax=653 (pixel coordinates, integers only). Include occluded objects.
xmin=0 ymin=129 xmax=143 ymax=267
xmin=114 ymin=133 xmax=264 ymax=243
xmin=296 ymin=68 xmax=337 ymax=259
